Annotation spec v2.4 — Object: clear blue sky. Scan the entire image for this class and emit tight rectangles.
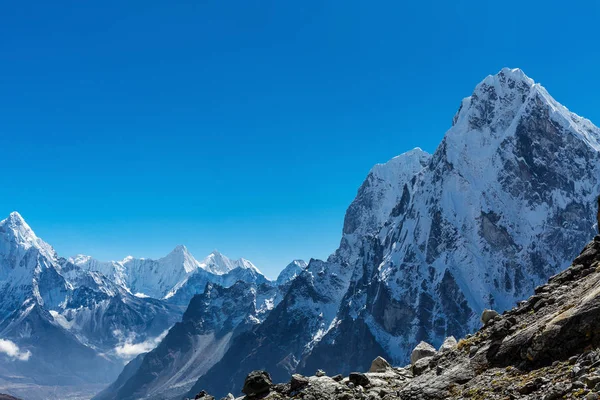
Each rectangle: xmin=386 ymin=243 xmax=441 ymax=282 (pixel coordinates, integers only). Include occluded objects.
xmin=1 ymin=1 xmax=599 ymax=278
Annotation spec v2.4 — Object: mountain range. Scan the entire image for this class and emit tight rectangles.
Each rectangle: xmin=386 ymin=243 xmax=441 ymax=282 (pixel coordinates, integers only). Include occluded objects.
xmin=1 ymin=67 xmax=599 ymax=400
xmin=0 ymin=213 xmax=291 ymax=400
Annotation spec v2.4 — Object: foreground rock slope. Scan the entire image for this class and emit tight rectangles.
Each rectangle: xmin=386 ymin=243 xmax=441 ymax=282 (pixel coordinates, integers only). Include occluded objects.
xmin=191 ymin=235 xmax=600 ymax=399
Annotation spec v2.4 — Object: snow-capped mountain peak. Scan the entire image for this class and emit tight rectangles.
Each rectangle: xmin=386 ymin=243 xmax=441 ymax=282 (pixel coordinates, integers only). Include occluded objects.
xmin=275 ymin=259 xmax=308 ymax=285
xmin=199 ymin=250 xmax=235 ymax=274
xmin=160 ymin=245 xmax=201 ymax=274
xmin=0 ymin=211 xmax=56 ymax=261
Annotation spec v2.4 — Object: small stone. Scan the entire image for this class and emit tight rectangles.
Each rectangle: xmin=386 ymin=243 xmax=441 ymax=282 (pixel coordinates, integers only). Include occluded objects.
xmin=570 ymin=355 xmax=580 ymax=364
xmin=347 ymin=382 xmax=355 ymax=389
xmin=290 ymin=374 xmax=309 ymax=391
xmin=584 ymin=375 xmax=600 ymax=388
xmin=315 ymin=369 xmax=326 ymax=377
xmin=194 ymin=390 xmax=215 ymax=400
xmin=518 ymin=381 xmax=539 ymax=395
xmin=332 ymin=374 xmax=343 ymax=382
xmin=469 ymin=346 xmax=479 ymax=356
xmin=410 ymin=341 xmax=437 ymax=365
xmin=573 ymin=381 xmax=586 ymax=389
xmin=219 ymin=395 xmax=234 ymax=400
xmin=586 ymin=393 xmax=599 ymax=400
xmin=481 ymin=309 xmax=499 ymax=325
xmin=369 ymin=356 xmax=392 ymax=372
xmin=349 ymin=372 xmax=370 ymax=387
xmin=242 ymin=370 xmax=272 ymax=396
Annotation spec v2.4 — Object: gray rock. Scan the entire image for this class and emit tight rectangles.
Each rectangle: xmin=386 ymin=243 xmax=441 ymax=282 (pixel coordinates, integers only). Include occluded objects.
xmin=348 ymin=372 xmax=370 ymax=387
xmin=315 ymin=369 xmax=326 ymax=377
xmin=481 ymin=309 xmax=499 ymax=325
xmin=290 ymin=374 xmax=309 ymax=391
xmin=584 ymin=375 xmax=600 ymax=388
xmin=369 ymin=356 xmax=392 ymax=372
xmin=439 ymin=336 xmax=457 ymax=352
xmin=242 ymin=370 xmax=272 ymax=396
xmin=412 ymin=356 xmax=432 ymax=376
xmin=410 ymin=341 xmax=437 ymax=365
xmin=194 ymin=391 xmax=214 ymax=400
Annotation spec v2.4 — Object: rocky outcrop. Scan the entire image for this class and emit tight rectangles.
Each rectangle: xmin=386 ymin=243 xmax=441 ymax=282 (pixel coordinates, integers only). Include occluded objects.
xmin=189 ymin=236 xmax=600 ymax=399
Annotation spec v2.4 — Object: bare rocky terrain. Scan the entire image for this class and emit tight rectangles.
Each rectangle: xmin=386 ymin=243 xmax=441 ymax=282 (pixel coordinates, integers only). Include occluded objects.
xmin=190 ymin=235 xmax=600 ymax=399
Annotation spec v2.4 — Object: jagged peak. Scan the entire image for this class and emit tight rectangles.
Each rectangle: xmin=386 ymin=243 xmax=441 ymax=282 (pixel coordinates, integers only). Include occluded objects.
xmin=479 ymin=67 xmax=535 ymax=89
xmin=0 ymin=211 xmax=55 ymax=260
xmin=448 ymin=67 xmax=600 ymax=152
xmin=371 ymin=147 xmax=431 ymax=177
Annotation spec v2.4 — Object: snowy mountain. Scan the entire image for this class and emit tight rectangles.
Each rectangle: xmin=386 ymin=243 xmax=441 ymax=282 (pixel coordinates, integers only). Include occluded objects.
xmin=0 ymin=213 xmax=182 ymax=399
xmin=0 ymin=213 xmax=276 ymax=400
xmin=275 ymin=260 xmax=308 ymax=285
xmin=71 ymin=248 xmax=268 ymax=305
xmin=187 ymin=68 xmax=600 ymax=398
xmin=93 ymin=281 xmax=285 ymax=400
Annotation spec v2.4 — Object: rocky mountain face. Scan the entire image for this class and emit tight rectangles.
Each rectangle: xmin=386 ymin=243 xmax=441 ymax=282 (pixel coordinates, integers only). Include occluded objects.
xmin=94 ymin=281 xmax=286 ymax=400
xmin=186 ymin=68 xmax=600 ymax=399
xmin=188 ymin=235 xmax=600 ymax=400
xmin=94 ymin=260 xmax=310 ymax=400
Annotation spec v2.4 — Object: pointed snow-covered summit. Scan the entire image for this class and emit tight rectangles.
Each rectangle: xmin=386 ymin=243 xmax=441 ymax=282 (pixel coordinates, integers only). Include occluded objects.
xmin=159 ymin=244 xmax=202 ymax=274
xmin=0 ymin=211 xmax=56 ymax=261
xmin=276 ymin=259 xmax=308 ymax=285
xmin=199 ymin=250 xmax=264 ymax=276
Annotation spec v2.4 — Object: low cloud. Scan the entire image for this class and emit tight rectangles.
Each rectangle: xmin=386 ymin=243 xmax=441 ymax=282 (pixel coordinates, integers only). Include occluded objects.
xmin=0 ymin=339 xmax=31 ymax=361
xmin=114 ymin=330 xmax=168 ymax=359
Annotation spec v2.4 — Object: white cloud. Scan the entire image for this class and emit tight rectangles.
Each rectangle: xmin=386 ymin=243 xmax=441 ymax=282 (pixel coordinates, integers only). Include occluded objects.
xmin=0 ymin=339 xmax=31 ymax=361
xmin=114 ymin=330 xmax=168 ymax=359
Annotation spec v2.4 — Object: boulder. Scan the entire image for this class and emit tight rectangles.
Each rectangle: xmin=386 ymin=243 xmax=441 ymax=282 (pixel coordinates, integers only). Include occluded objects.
xmin=412 ymin=356 xmax=432 ymax=376
xmin=315 ymin=369 xmax=326 ymax=377
xmin=439 ymin=336 xmax=457 ymax=352
xmin=290 ymin=374 xmax=309 ymax=391
xmin=369 ymin=356 xmax=392 ymax=372
xmin=242 ymin=370 xmax=272 ymax=396
xmin=481 ymin=309 xmax=499 ymax=325
xmin=194 ymin=391 xmax=215 ymax=400
xmin=348 ymin=372 xmax=370 ymax=387
xmin=410 ymin=341 xmax=437 ymax=365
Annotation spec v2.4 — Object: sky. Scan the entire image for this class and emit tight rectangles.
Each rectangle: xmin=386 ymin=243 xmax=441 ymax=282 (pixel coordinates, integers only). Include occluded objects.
xmin=1 ymin=1 xmax=599 ymax=278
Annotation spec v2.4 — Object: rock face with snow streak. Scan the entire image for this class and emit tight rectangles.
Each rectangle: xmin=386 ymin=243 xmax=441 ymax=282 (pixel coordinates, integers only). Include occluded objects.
xmin=275 ymin=260 xmax=308 ymax=286
xmin=93 ymin=281 xmax=285 ymax=400
xmin=187 ymin=68 xmax=600 ymax=399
